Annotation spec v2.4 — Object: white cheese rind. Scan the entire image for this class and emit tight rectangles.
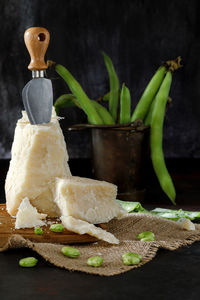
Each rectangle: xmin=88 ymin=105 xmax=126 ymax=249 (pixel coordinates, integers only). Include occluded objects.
xmin=5 ymin=109 xmax=71 ymax=217
xmin=61 ymin=215 xmax=119 ymax=244
xmin=54 ymin=177 xmax=125 ymax=224
xmin=15 ymin=197 xmax=47 ymax=229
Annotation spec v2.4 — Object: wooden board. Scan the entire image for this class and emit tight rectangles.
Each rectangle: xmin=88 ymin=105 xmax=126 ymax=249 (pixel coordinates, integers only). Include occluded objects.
xmin=0 ymin=204 xmax=106 ymax=248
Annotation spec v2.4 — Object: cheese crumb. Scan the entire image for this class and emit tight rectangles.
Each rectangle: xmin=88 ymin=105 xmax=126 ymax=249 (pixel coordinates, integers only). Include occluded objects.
xmin=177 ymin=218 xmax=195 ymax=231
xmin=15 ymin=197 xmax=47 ymax=229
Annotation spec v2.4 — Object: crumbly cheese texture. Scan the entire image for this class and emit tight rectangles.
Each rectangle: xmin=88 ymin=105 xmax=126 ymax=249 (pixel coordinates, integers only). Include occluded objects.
xmin=15 ymin=197 xmax=47 ymax=229
xmin=5 ymin=109 xmax=71 ymax=217
xmin=177 ymin=218 xmax=195 ymax=231
xmin=53 ymin=177 xmax=125 ymax=224
xmin=61 ymin=215 xmax=119 ymax=244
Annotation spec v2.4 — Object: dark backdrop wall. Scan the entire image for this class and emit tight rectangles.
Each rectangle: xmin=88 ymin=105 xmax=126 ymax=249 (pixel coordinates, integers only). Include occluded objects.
xmin=1 ymin=0 xmax=200 ymax=159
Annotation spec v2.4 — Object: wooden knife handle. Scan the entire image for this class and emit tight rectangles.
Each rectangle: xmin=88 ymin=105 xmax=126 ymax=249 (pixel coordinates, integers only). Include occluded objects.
xmin=24 ymin=27 xmax=50 ymax=70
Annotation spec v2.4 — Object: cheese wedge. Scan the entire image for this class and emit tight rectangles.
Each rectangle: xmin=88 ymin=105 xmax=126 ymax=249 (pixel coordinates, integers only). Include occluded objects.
xmin=5 ymin=109 xmax=71 ymax=217
xmin=61 ymin=216 xmax=119 ymax=244
xmin=54 ymin=177 xmax=124 ymax=224
xmin=15 ymin=197 xmax=47 ymax=229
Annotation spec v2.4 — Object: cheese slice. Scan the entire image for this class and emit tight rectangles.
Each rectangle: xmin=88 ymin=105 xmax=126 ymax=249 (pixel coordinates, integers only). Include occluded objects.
xmin=15 ymin=197 xmax=47 ymax=229
xmin=5 ymin=109 xmax=71 ymax=217
xmin=61 ymin=215 xmax=119 ymax=244
xmin=53 ymin=177 xmax=125 ymax=224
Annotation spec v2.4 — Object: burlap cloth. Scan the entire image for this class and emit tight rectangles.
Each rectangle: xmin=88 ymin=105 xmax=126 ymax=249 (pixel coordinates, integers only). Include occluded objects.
xmin=1 ymin=213 xmax=200 ymax=276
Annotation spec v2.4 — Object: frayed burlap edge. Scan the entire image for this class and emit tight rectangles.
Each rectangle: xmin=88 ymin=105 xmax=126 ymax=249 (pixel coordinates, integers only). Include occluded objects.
xmin=1 ymin=213 xmax=200 ymax=276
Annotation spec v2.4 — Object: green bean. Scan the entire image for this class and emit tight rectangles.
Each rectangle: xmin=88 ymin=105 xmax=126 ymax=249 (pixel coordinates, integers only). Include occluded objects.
xmin=49 ymin=62 xmax=104 ymax=125
xmin=19 ymin=257 xmax=38 ymax=268
xmin=151 ymin=207 xmax=200 ymax=221
xmin=102 ymin=90 xmax=121 ymax=102
xmin=91 ymin=101 xmax=115 ymax=125
xmin=61 ymin=246 xmax=80 ymax=258
xmin=131 ymin=66 xmax=166 ymax=122
xmin=50 ymin=223 xmax=64 ymax=233
xmin=54 ymin=94 xmax=77 ymax=115
xmin=144 ymin=96 xmax=156 ymax=126
xmin=102 ymin=52 xmax=119 ymax=121
xmin=150 ymin=71 xmax=176 ymax=204
xmin=87 ymin=256 xmax=103 ymax=267
xmin=34 ymin=227 xmax=43 ymax=235
xmin=136 ymin=232 xmax=155 ymax=241
xmin=55 ymin=91 xmax=114 ymax=124
xmin=144 ymin=96 xmax=173 ymax=126
xmin=122 ymin=252 xmax=142 ymax=266
xmin=120 ymin=83 xmax=131 ymax=124
xmin=102 ymin=91 xmax=110 ymax=101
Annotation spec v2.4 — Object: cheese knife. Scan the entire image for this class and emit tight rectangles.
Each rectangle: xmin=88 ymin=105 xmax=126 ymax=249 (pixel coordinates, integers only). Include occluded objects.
xmin=22 ymin=27 xmax=53 ymax=124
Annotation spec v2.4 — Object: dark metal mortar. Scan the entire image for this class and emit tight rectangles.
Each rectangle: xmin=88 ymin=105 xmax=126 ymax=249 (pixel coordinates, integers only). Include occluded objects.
xmin=68 ymin=121 xmax=149 ymax=201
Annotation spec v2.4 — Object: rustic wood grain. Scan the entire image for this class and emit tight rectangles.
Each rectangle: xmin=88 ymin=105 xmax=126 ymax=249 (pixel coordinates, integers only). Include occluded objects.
xmin=0 ymin=204 xmax=106 ymax=247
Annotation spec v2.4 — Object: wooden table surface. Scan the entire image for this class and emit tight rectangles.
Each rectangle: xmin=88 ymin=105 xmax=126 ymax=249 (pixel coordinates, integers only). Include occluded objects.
xmin=1 ymin=158 xmax=200 ymax=300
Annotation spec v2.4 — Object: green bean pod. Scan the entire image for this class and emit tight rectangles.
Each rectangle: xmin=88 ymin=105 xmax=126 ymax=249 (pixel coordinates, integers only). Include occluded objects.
xmin=144 ymin=96 xmax=156 ymax=126
xmin=91 ymin=101 xmax=115 ymax=125
xmin=144 ymin=96 xmax=172 ymax=126
xmin=102 ymin=90 xmax=121 ymax=102
xmin=150 ymin=71 xmax=176 ymax=204
xmin=54 ymin=94 xmax=77 ymax=115
xmin=131 ymin=66 xmax=166 ymax=122
xmin=120 ymin=83 xmax=131 ymax=124
xmin=53 ymin=63 xmax=104 ymax=125
xmin=102 ymin=52 xmax=119 ymax=121
xmin=102 ymin=91 xmax=110 ymax=101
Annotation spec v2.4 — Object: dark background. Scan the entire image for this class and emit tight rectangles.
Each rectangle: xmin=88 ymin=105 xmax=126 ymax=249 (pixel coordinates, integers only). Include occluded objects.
xmin=0 ymin=0 xmax=200 ymax=159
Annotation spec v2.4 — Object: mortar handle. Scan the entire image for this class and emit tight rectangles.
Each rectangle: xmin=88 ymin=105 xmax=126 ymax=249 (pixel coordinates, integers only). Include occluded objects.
xmin=24 ymin=27 xmax=50 ymax=70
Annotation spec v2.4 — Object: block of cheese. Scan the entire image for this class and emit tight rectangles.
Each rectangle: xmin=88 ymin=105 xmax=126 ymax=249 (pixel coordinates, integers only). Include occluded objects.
xmin=15 ymin=197 xmax=47 ymax=229
xmin=5 ymin=108 xmax=71 ymax=217
xmin=53 ymin=177 xmax=125 ymax=224
xmin=61 ymin=216 xmax=119 ymax=244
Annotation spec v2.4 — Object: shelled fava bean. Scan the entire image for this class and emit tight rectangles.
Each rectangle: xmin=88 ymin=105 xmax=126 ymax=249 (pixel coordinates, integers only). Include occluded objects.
xmin=34 ymin=227 xmax=43 ymax=235
xmin=19 ymin=257 xmax=38 ymax=268
xmin=61 ymin=246 xmax=80 ymax=258
xmin=122 ymin=252 xmax=142 ymax=266
xmin=136 ymin=231 xmax=156 ymax=241
xmin=50 ymin=224 xmax=64 ymax=233
xmin=87 ymin=256 xmax=104 ymax=267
